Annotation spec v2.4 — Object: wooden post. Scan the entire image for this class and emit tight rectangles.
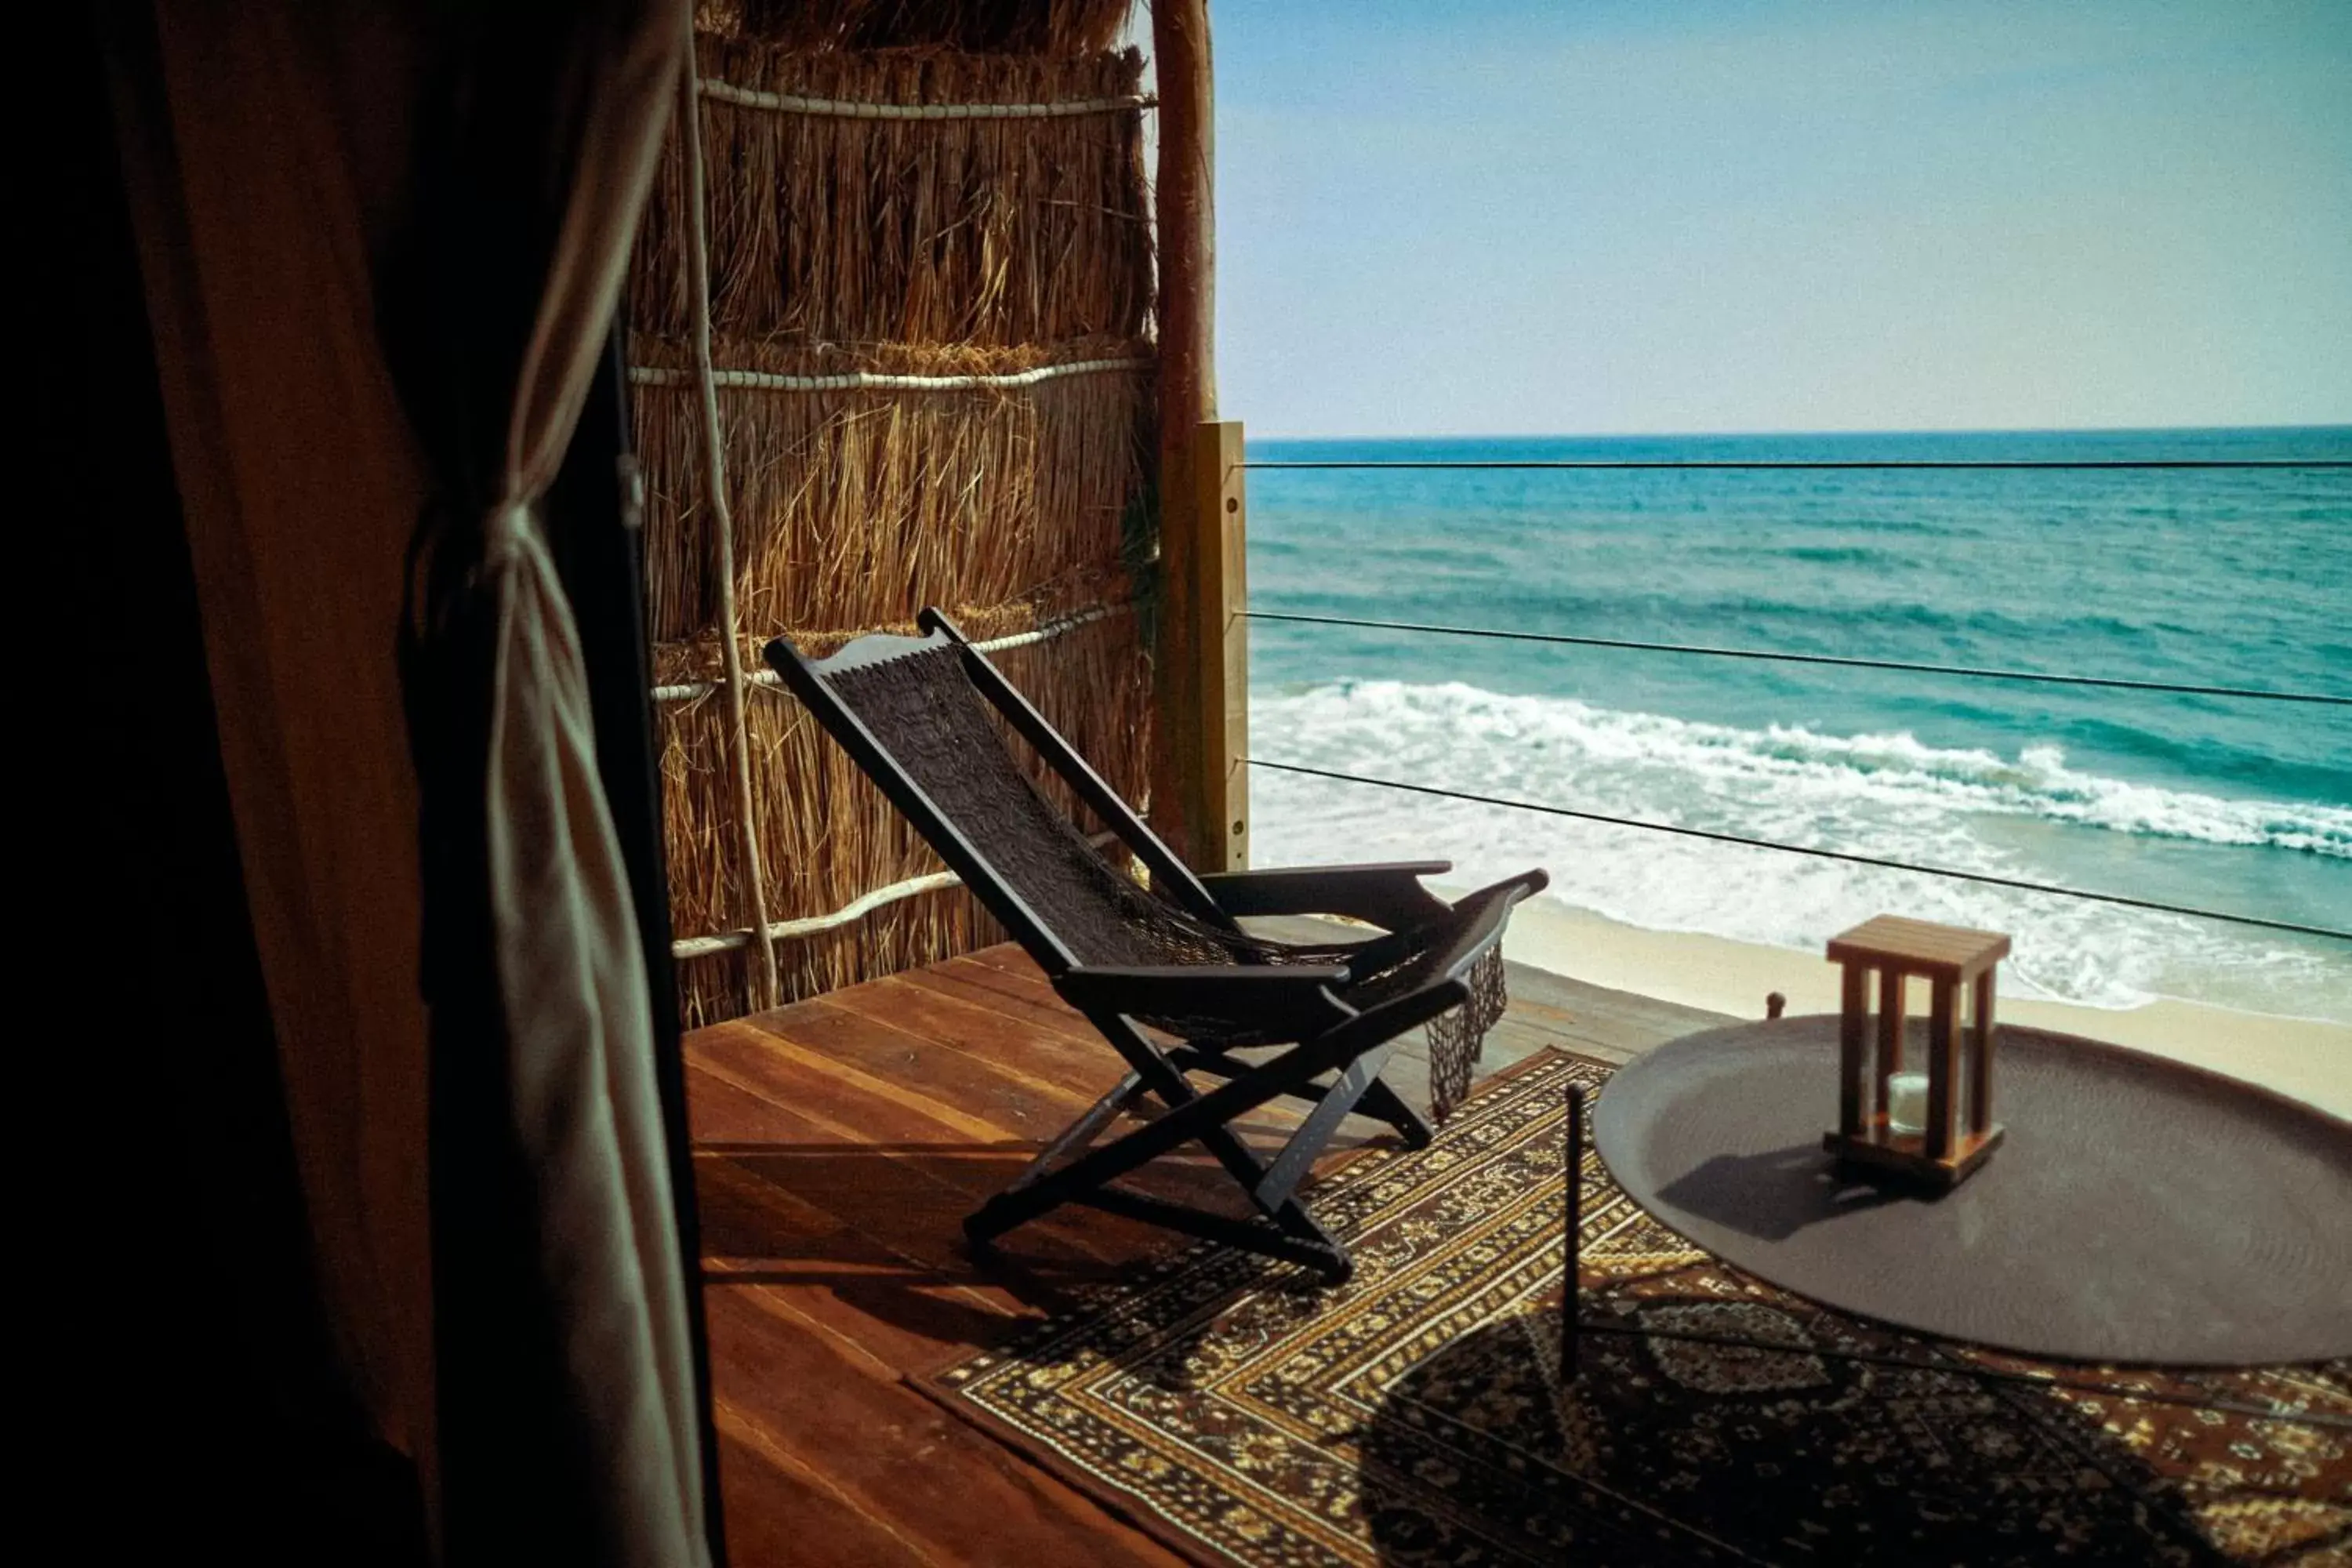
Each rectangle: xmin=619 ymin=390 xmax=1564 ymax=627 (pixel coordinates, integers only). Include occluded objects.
xmin=1971 ymin=969 xmax=1996 ymax=1135
xmin=1194 ymin=420 xmax=1249 ymax=870
xmin=1563 ymin=1083 xmax=1583 ymax=1375
xmin=1837 ymin=961 xmax=1866 ymax=1138
xmin=1875 ymin=967 xmax=1904 ymax=1123
xmin=1150 ymin=0 xmax=1224 ymax=869
xmin=1926 ymin=977 xmax=1959 ymax=1160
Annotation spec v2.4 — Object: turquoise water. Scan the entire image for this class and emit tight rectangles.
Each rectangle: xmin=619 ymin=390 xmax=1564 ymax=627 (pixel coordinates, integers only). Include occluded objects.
xmin=1245 ymin=427 xmax=2352 ymax=1022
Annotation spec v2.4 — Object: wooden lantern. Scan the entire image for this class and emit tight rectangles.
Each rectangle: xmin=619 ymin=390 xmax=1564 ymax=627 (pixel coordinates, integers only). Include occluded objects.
xmin=1822 ymin=916 xmax=2009 ymax=1189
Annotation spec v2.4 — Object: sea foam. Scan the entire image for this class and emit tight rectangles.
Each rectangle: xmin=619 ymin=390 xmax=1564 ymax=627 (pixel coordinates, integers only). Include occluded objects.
xmin=1250 ymin=679 xmax=2352 ymax=1019
xmin=1262 ymin=679 xmax=2349 ymax=855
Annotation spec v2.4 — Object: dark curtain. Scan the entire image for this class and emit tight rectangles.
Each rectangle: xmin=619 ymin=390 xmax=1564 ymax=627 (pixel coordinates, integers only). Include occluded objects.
xmin=105 ymin=2 xmax=706 ymax=1562
xmin=60 ymin=13 xmax=428 ymax=1559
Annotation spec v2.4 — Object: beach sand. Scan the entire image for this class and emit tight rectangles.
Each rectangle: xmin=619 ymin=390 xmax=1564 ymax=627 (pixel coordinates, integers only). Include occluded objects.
xmin=1493 ymin=893 xmax=2352 ymax=1120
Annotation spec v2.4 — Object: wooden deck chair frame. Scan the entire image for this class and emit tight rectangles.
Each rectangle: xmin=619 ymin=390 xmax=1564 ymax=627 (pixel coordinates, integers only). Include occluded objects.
xmin=766 ymin=610 xmax=1545 ymax=1282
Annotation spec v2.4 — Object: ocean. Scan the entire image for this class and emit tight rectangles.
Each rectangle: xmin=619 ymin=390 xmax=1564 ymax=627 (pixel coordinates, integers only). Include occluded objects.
xmin=1243 ymin=426 xmax=2352 ymax=1024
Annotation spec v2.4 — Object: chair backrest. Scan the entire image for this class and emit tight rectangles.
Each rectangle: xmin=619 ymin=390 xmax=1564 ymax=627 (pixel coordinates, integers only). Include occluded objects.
xmin=765 ymin=614 xmax=1240 ymax=977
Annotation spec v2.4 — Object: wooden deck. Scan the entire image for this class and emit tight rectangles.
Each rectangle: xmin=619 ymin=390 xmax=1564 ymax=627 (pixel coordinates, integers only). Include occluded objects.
xmin=684 ymin=940 xmax=1731 ymax=1566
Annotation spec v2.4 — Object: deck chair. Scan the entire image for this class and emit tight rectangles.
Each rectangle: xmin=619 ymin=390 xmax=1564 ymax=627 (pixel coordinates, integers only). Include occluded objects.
xmin=765 ymin=610 xmax=1548 ymax=1281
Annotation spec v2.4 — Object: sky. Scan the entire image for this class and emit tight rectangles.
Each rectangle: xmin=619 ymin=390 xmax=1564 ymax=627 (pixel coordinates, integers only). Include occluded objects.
xmin=1208 ymin=1 xmax=2352 ymax=437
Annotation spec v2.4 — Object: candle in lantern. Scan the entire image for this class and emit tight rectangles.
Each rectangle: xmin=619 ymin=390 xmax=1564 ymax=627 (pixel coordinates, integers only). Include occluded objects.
xmin=1888 ymin=1071 xmax=1929 ymax=1137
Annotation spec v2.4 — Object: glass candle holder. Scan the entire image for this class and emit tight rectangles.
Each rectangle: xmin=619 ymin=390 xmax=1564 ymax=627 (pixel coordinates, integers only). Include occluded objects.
xmin=1888 ymin=1071 xmax=1930 ymax=1138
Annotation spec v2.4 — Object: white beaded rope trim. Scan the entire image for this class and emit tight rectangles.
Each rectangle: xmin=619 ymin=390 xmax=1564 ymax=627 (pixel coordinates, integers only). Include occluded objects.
xmin=699 ymin=78 xmax=1155 ymax=119
xmin=652 ymin=602 xmax=1127 ymax=706
xmin=629 ymin=356 xmax=1150 ymax=394
xmin=673 ymin=833 xmax=1123 ymax=959
xmin=672 ymin=870 xmax=964 ymax=957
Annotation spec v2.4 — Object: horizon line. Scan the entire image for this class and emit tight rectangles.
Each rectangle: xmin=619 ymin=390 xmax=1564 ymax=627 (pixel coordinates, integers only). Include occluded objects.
xmin=1246 ymin=420 xmax=2352 ymax=445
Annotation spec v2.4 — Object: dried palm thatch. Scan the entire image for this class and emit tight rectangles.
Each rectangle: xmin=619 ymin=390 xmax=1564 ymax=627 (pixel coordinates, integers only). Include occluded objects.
xmin=630 ymin=16 xmax=1159 ymax=1025
xmin=633 ymin=335 xmax=1150 ymax=644
xmin=717 ymin=0 xmax=1136 ymax=57
xmin=632 ymin=38 xmax=1152 ymax=347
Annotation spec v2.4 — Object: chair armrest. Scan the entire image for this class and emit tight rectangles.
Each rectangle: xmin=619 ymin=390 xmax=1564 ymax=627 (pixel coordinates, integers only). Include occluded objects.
xmin=1055 ymin=964 xmax=1356 ymax=1039
xmin=1201 ymin=862 xmax=1455 ymax=931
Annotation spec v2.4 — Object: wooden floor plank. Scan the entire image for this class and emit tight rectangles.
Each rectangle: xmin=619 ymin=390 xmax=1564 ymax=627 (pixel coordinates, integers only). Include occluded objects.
xmin=833 ymin=972 xmax=1132 ymax=1105
xmin=693 ymin=1029 xmax=1022 ymax=1152
xmin=713 ymin=1423 xmax=934 ymax=1568
xmin=841 ymin=971 xmax=1322 ymax=1147
xmin=699 ymin=1188 xmax=1030 ymax=1371
xmin=952 ymin=943 xmax=1065 ymax=989
xmin=688 ymin=1051 xmax=1142 ymax=1283
xmin=690 ymin=1032 xmax=1241 ymax=1261
xmin=686 ymin=938 xmax=1730 ymax=1565
xmin=909 ymin=958 xmax=1108 ymax=1047
xmin=754 ymin=998 xmax=1102 ymax=1141
xmin=706 ymin=1288 xmax=1192 ymax=1568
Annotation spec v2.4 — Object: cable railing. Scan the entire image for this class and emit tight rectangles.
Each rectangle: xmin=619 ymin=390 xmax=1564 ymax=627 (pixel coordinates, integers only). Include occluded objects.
xmin=1247 ymin=458 xmax=2352 ymax=470
xmin=1245 ymin=611 xmax=2350 ymax=706
xmin=1246 ymin=758 xmax=2349 ymax=942
xmin=1240 ymin=451 xmax=2350 ymax=943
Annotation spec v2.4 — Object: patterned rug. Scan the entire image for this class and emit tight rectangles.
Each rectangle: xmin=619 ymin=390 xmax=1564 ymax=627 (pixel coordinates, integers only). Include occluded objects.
xmin=922 ymin=1050 xmax=2351 ymax=1567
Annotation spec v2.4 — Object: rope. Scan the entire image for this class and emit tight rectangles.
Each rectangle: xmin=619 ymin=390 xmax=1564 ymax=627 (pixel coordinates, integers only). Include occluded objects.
xmin=1247 ymin=459 xmax=2352 ymax=470
xmin=628 ymin=357 xmax=1150 ymax=394
xmin=1246 ymin=611 xmax=2352 ymax=706
xmin=672 ymin=833 xmax=1122 ymax=961
xmin=653 ymin=668 xmax=782 ymax=706
xmin=1247 ymin=757 xmax=2352 ymax=943
xmin=673 ymin=872 xmax=960 ymax=958
xmin=652 ymin=602 xmax=1129 ymax=703
xmin=678 ymin=27 xmax=780 ymax=1009
xmin=699 ymin=78 xmax=1155 ymax=120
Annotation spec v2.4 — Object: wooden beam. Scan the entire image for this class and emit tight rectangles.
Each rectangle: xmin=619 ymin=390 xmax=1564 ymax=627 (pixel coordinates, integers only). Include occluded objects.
xmin=1875 ymin=967 xmax=1903 ymax=1123
xmin=1150 ymin=0 xmax=1221 ymax=867
xmin=1971 ymin=968 xmax=1997 ymax=1136
xmin=1196 ymin=419 xmax=1248 ymax=871
xmin=1837 ymin=960 xmax=1866 ymax=1138
xmin=1926 ymin=975 xmax=1959 ymax=1161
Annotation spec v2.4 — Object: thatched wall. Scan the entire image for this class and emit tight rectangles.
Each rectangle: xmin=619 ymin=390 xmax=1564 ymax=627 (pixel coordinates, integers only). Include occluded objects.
xmin=632 ymin=13 xmax=1156 ymax=1027
xmin=632 ymin=47 xmax=1152 ymax=347
xmin=727 ymin=0 xmax=1134 ymax=56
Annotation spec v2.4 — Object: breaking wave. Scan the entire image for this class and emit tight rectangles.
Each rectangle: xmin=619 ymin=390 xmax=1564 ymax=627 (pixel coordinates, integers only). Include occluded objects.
xmin=1250 ymin=680 xmax=2352 ymax=1018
